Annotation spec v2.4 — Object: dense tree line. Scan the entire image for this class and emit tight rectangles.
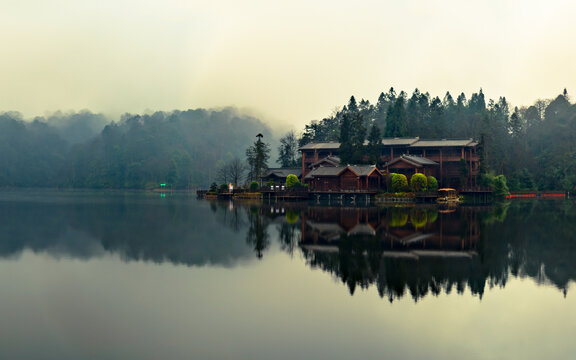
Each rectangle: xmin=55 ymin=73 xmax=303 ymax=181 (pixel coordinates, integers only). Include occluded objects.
xmin=288 ymin=88 xmax=576 ymax=191
xmin=0 ymin=108 xmax=274 ymax=188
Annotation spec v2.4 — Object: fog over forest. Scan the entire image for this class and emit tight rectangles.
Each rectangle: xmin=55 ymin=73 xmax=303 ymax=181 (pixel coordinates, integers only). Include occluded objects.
xmin=1 ymin=87 xmax=575 ymax=190
xmin=0 ymin=108 xmax=276 ymax=188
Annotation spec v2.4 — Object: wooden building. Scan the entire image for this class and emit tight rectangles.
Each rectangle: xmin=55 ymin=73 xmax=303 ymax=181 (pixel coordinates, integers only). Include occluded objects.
xmin=406 ymin=139 xmax=479 ymax=188
xmin=261 ymin=168 xmax=302 ymax=185
xmin=299 ymin=142 xmax=340 ymax=178
xmin=304 ymin=165 xmax=382 ymax=192
xmin=299 ymin=137 xmax=479 ymax=189
xmin=385 ymin=155 xmax=438 ymax=179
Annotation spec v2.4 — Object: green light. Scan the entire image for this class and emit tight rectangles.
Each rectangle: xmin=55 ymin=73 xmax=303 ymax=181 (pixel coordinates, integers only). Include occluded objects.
xmin=160 ymin=183 xmax=166 ymax=187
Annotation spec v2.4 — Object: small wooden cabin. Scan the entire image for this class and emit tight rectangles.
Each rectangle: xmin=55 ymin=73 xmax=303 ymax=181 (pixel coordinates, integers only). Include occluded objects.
xmin=304 ymin=165 xmax=382 ymax=192
xmin=385 ymin=155 xmax=438 ymax=180
xmin=261 ymin=168 xmax=302 ymax=185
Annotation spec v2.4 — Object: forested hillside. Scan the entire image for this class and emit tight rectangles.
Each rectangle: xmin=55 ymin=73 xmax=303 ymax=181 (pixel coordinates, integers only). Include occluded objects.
xmin=0 ymin=108 xmax=273 ymax=188
xmin=3 ymin=89 xmax=576 ymax=191
xmin=297 ymin=89 xmax=576 ymax=191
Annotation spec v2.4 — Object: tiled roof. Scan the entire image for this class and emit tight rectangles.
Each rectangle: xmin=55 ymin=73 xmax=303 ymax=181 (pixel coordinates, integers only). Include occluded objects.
xmin=305 ymin=165 xmax=380 ymax=179
xmin=262 ymin=168 xmax=302 ymax=178
xmin=348 ymin=165 xmax=380 ymax=176
xmin=298 ymin=138 xmax=478 ymax=152
xmin=381 ymin=137 xmax=420 ymax=146
xmin=299 ymin=142 xmax=340 ymax=150
xmin=410 ymin=139 xmax=475 ymax=147
xmin=304 ymin=166 xmax=345 ymax=179
xmin=309 ymin=155 xmax=341 ymax=168
xmin=387 ymin=155 xmax=438 ymax=168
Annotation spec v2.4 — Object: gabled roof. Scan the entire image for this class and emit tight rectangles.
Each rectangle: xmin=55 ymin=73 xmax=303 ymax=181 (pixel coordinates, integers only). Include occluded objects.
xmin=387 ymin=155 xmax=438 ymax=168
xmin=381 ymin=137 xmax=420 ymax=146
xmin=309 ymin=155 xmax=341 ymax=168
xmin=304 ymin=165 xmax=381 ymax=179
xmin=348 ymin=165 xmax=382 ymax=177
xmin=410 ymin=139 xmax=476 ymax=148
xmin=299 ymin=138 xmax=477 ymax=151
xmin=299 ymin=142 xmax=340 ymax=151
xmin=304 ymin=166 xmax=345 ymax=179
xmin=262 ymin=168 xmax=302 ymax=178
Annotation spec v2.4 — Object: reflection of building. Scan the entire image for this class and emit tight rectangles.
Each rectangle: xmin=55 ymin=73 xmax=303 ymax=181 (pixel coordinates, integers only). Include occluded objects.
xmin=304 ymin=165 xmax=383 ymax=192
xmin=299 ymin=205 xmax=484 ymax=300
xmin=300 ymin=206 xmax=480 ymax=255
xmin=299 ymin=138 xmax=480 ymax=188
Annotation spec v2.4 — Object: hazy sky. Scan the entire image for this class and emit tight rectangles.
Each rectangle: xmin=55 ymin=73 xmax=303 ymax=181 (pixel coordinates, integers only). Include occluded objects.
xmin=2 ymin=0 xmax=575 ymax=129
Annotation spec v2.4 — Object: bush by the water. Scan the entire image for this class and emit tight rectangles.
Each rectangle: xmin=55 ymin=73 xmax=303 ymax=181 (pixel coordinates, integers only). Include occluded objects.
xmin=249 ymin=181 xmax=259 ymax=192
xmin=427 ymin=176 xmax=438 ymax=191
xmin=410 ymin=173 xmax=428 ymax=192
xmin=390 ymin=173 xmax=409 ymax=192
xmin=286 ymin=174 xmax=299 ymax=188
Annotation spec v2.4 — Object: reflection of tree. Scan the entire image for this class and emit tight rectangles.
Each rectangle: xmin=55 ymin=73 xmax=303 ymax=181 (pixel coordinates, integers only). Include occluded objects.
xmin=0 ymin=194 xmax=256 ymax=266
xmin=5 ymin=194 xmax=576 ymax=300
xmin=304 ymin=241 xmax=486 ymax=302
xmin=211 ymin=200 xmax=248 ymax=232
xmin=245 ymin=206 xmax=270 ymax=259
xmin=277 ymin=222 xmax=300 ymax=256
xmin=480 ymin=200 xmax=576 ymax=292
xmin=298 ymin=201 xmax=576 ymax=301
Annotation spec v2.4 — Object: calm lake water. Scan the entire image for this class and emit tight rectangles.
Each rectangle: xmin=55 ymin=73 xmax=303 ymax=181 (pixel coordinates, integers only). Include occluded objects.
xmin=1 ymin=190 xmax=576 ymax=359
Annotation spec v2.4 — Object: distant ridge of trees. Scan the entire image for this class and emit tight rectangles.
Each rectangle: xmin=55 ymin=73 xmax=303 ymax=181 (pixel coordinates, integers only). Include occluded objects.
xmin=0 ymin=108 xmax=273 ymax=188
xmin=293 ymin=88 xmax=576 ymax=191
xmin=3 ymin=88 xmax=576 ymax=191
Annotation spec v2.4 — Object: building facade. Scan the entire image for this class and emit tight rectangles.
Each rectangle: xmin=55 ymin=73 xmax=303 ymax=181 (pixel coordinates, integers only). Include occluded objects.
xmin=299 ymin=138 xmax=480 ymax=189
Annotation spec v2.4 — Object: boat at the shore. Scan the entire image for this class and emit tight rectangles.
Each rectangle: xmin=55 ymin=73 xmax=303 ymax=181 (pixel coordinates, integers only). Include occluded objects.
xmin=436 ymin=188 xmax=460 ymax=204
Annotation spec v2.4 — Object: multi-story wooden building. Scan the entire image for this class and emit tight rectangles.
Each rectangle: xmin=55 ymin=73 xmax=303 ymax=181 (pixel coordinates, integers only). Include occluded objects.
xmin=299 ymin=138 xmax=480 ymax=189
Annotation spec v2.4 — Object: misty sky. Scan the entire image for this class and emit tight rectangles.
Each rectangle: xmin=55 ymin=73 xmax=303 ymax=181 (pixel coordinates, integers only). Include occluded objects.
xmin=2 ymin=0 xmax=575 ymax=129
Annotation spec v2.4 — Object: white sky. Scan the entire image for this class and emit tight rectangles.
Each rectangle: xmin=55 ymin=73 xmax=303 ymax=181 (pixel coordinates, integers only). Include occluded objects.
xmin=1 ymin=0 xmax=575 ymax=129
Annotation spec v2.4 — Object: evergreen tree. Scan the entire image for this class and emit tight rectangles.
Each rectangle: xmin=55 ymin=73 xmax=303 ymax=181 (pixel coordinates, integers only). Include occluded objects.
xmin=339 ymin=112 xmax=353 ymax=164
xmin=384 ymin=92 xmax=407 ymax=137
xmin=509 ymin=107 xmax=522 ymax=138
xmin=429 ymin=97 xmax=445 ymax=137
xmin=246 ymin=134 xmax=270 ymax=184
xmin=347 ymin=96 xmax=359 ymax=113
xmin=374 ymin=92 xmax=389 ymax=132
xmin=441 ymin=92 xmax=456 ymax=136
xmin=367 ymin=123 xmax=382 ymax=165
xmin=406 ymin=89 xmax=423 ymax=136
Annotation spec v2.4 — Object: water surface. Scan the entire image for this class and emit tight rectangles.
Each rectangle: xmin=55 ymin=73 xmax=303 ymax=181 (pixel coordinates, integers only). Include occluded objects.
xmin=0 ymin=190 xmax=575 ymax=359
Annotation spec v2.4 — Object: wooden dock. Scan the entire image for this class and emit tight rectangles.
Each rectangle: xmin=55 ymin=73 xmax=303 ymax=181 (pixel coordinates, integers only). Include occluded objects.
xmin=261 ymin=189 xmax=310 ymax=200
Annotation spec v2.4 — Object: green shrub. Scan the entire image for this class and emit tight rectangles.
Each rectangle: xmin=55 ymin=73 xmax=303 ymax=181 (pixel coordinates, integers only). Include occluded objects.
xmin=391 ymin=173 xmax=409 ymax=192
xmin=209 ymin=182 xmax=218 ymax=193
xmin=286 ymin=174 xmax=299 ymax=188
xmin=411 ymin=173 xmax=428 ymax=192
xmin=219 ymin=184 xmax=228 ymax=193
xmin=249 ymin=181 xmax=259 ymax=192
xmin=493 ymin=175 xmax=510 ymax=199
xmin=427 ymin=176 xmax=438 ymax=191
xmin=480 ymin=173 xmax=495 ymax=188
xmin=291 ymin=181 xmax=308 ymax=189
